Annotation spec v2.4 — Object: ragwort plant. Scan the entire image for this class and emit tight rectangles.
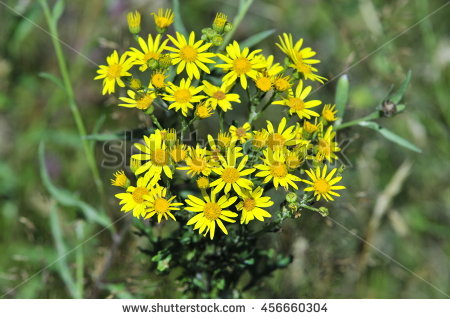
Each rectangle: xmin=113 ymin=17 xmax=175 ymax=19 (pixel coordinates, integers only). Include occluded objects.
xmin=95 ymin=4 xmax=416 ymax=298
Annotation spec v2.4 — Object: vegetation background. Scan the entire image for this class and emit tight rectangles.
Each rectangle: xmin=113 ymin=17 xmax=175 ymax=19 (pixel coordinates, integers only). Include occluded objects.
xmin=0 ymin=0 xmax=449 ymax=298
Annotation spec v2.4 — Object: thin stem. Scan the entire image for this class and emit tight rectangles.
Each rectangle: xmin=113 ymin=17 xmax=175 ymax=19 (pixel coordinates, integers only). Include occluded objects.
xmin=219 ymin=0 xmax=254 ymax=51
xmin=40 ymin=0 xmax=104 ymax=198
xmin=334 ymin=111 xmax=380 ymax=130
xmin=150 ymin=114 xmax=163 ymax=130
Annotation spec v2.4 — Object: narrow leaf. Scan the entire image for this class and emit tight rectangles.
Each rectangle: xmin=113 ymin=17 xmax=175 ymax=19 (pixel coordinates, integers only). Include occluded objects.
xmin=52 ymin=0 xmax=65 ymax=23
xmin=389 ymin=70 xmax=412 ymax=104
xmin=359 ymin=121 xmax=421 ymax=153
xmin=172 ymin=0 xmax=187 ymax=35
xmin=240 ymin=29 xmax=275 ymax=48
xmin=50 ymin=203 xmax=78 ymax=298
xmin=334 ymin=74 xmax=349 ymax=125
xmin=39 ymin=142 xmax=112 ymax=227
xmin=39 ymin=72 xmax=66 ymax=92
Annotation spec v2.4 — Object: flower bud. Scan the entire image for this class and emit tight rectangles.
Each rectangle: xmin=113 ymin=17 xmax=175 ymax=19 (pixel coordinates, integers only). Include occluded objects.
xmin=158 ymin=54 xmax=172 ymax=69
xmin=144 ymin=104 xmax=155 ymax=114
xmin=127 ymin=11 xmax=141 ymax=34
xmin=224 ymin=22 xmax=233 ymax=33
xmin=212 ymin=13 xmax=227 ymax=32
xmin=211 ymin=35 xmax=223 ymax=46
xmin=129 ymin=78 xmax=142 ymax=90
xmin=204 ymin=28 xmax=217 ymax=39
xmin=285 ymin=192 xmax=298 ymax=203
xmin=147 ymin=58 xmax=159 ymax=70
xmin=318 ymin=207 xmax=329 ymax=217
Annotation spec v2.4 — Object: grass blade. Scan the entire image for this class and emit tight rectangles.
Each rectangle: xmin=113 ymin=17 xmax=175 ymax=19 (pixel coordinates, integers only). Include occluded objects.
xmin=172 ymin=0 xmax=187 ymax=35
xmin=39 ymin=72 xmax=66 ymax=92
xmin=389 ymin=70 xmax=412 ymax=104
xmin=359 ymin=121 xmax=422 ymax=153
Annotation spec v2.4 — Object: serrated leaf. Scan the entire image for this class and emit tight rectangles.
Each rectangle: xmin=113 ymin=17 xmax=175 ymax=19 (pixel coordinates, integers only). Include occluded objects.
xmin=240 ymin=29 xmax=275 ymax=48
xmin=172 ymin=0 xmax=187 ymax=35
xmin=39 ymin=72 xmax=66 ymax=92
xmin=334 ymin=74 xmax=349 ymax=125
xmin=389 ymin=70 xmax=411 ymax=104
xmin=359 ymin=121 xmax=421 ymax=153
xmin=52 ymin=0 xmax=65 ymax=23
xmin=39 ymin=142 xmax=112 ymax=227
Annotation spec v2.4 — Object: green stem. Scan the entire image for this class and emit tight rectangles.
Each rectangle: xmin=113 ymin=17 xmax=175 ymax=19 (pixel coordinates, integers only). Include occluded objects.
xmin=334 ymin=111 xmax=380 ymax=130
xmin=40 ymin=0 xmax=104 ymax=198
xmin=219 ymin=0 xmax=254 ymax=51
xmin=218 ymin=110 xmax=224 ymax=131
xmin=150 ymin=114 xmax=163 ymax=130
xmin=75 ymin=221 xmax=84 ymax=298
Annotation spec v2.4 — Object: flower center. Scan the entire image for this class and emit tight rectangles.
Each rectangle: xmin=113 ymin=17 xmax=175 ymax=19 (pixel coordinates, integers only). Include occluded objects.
xmin=213 ymin=90 xmax=226 ymax=100
xmin=267 ymin=133 xmax=286 ymax=149
xmin=235 ymin=127 xmax=247 ymax=138
xmin=243 ymin=198 xmax=256 ymax=211
xmin=196 ymin=104 xmax=212 ymax=118
xmin=132 ymin=187 xmax=149 ymax=203
xmin=222 ymin=167 xmax=240 ymax=183
xmin=151 ymin=149 xmax=169 ymax=165
xmin=136 ymin=94 xmax=154 ymax=110
xmin=289 ymin=97 xmax=305 ymax=111
xmin=154 ymin=197 xmax=170 ymax=213
xmin=196 ymin=177 xmax=210 ymax=189
xmin=274 ymin=77 xmax=290 ymax=91
xmin=203 ymin=202 xmax=222 ymax=220
xmin=255 ymin=76 xmax=272 ymax=92
xmin=151 ymin=73 xmax=166 ymax=88
xmin=180 ymin=45 xmax=198 ymax=62
xmin=270 ymin=162 xmax=288 ymax=178
xmin=191 ymin=157 xmax=207 ymax=173
xmin=314 ymin=179 xmax=330 ymax=194
xmin=218 ymin=134 xmax=231 ymax=147
xmin=107 ymin=64 xmax=122 ymax=79
xmin=233 ymin=57 xmax=251 ymax=75
xmin=144 ymin=51 xmax=160 ymax=62
xmin=174 ymin=88 xmax=192 ymax=103
xmin=322 ymin=110 xmax=335 ymax=121
xmin=304 ymin=121 xmax=318 ymax=133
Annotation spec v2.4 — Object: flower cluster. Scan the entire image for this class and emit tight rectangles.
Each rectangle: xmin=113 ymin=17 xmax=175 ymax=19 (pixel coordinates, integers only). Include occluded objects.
xmin=100 ymin=8 xmax=345 ymax=239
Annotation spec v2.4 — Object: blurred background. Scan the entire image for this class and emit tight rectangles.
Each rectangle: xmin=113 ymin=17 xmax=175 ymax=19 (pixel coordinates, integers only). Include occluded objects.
xmin=0 ymin=0 xmax=449 ymax=298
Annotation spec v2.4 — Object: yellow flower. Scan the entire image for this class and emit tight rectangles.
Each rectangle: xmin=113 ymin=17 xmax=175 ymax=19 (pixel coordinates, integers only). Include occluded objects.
xmin=265 ymin=117 xmax=297 ymax=150
xmin=160 ymin=128 xmax=177 ymax=145
xmin=252 ymin=129 xmax=269 ymax=148
xmin=259 ymin=54 xmax=283 ymax=76
xmin=132 ymin=130 xmax=173 ymax=183
xmin=119 ymin=89 xmax=156 ymax=110
xmin=163 ymin=78 xmax=206 ymax=116
xmin=94 ymin=50 xmax=134 ymax=95
xmin=152 ymin=8 xmax=174 ymax=31
xmin=170 ymin=143 xmax=188 ymax=163
xmin=115 ymin=173 xmax=155 ymax=218
xmin=216 ymin=41 xmax=266 ymax=89
xmin=128 ymin=34 xmax=168 ymax=72
xmin=111 ymin=170 xmax=128 ymax=188
xmin=229 ymin=122 xmax=252 ymax=143
xmin=210 ymin=148 xmax=254 ymax=195
xmin=186 ymin=193 xmax=238 ymax=239
xmin=217 ymin=131 xmax=232 ymax=148
xmin=202 ymin=80 xmax=241 ymax=112
xmin=127 ymin=11 xmax=141 ymax=34
xmin=303 ymin=118 xmax=321 ymax=134
xmin=291 ymin=61 xmax=327 ymax=83
xmin=303 ymin=165 xmax=346 ymax=201
xmin=144 ymin=186 xmax=183 ymax=222
xmin=273 ymin=80 xmax=321 ymax=119
xmin=276 ymin=33 xmax=320 ymax=65
xmin=285 ymin=149 xmax=304 ymax=170
xmin=195 ymin=102 xmax=214 ymax=119
xmin=166 ymin=31 xmax=215 ymax=79
xmin=255 ymin=148 xmax=301 ymax=190
xmin=178 ymin=145 xmax=213 ymax=176
xmin=213 ymin=13 xmax=228 ymax=32
xmin=236 ymin=187 xmax=273 ymax=224
xmin=130 ymin=158 xmax=140 ymax=173
xmin=254 ymin=74 xmax=273 ymax=92
xmin=274 ymin=75 xmax=292 ymax=92
xmin=316 ymin=126 xmax=341 ymax=162
xmin=321 ymin=104 xmax=338 ymax=122
xmin=196 ymin=177 xmax=210 ymax=189
xmin=150 ymin=71 xmax=168 ymax=89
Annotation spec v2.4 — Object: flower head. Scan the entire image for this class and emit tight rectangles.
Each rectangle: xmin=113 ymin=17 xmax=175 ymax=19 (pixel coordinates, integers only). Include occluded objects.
xmin=321 ymin=104 xmax=338 ymax=122
xmin=163 ymin=78 xmax=206 ymax=116
xmin=265 ymin=117 xmax=298 ymax=150
xmin=166 ymin=32 xmax=215 ymax=79
xmin=216 ymin=41 xmax=266 ymax=89
xmin=303 ymin=165 xmax=346 ymax=201
xmin=152 ymin=8 xmax=174 ymax=32
xmin=236 ymin=187 xmax=273 ymax=224
xmin=276 ymin=33 xmax=320 ymax=65
xmin=94 ymin=50 xmax=134 ymax=95
xmin=111 ymin=170 xmax=128 ymax=188
xmin=144 ymin=186 xmax=183 ymax=222
xmin=273 ymin=80 xmax=321 ymax=119
xmin=128 ymin=34 xmax=168 ymax=72
xmin=178 ymin=145 xmax=213 ymax=176
xmin=195 ymin=102 xmax=214 ymax=119
xmin=316 ymin=126 xmax=340 ymax=162
xmin=119 ymin=89 xmax=156 ymax=110
xmin=127 ymin=11 xmax=141 ymax=34
xmin=229 ymin=122 xmax=252 ymax=143
xmin=186 ymin=193 xmax=238 ymax=239
xmin=202 ymin=80 xmax=241 ymax=112
xmin=115 ymin=174 xmax=155 ymax=218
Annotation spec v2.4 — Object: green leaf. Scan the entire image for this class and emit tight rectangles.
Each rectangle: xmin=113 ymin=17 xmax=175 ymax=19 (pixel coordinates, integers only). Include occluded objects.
xmin=172 ymin=0 xmax=187 ymax=35
xmin=389 ymin=70 xmax=412 ymax=104
xmin=240 ymin=29 xmax=275 ymax=48
xmin=50 ymin=203 xmax=78 ymax=298
xmin=334 ymin=74 xmax=349 ymax=125
xmin=359 ymin=121 xmax=422 ymax=153
xmin=52 ymin=0 xmax=65 ymax=23
xmin=39 ymin=72 xmax=66 ymax=92
xmin=39 ymin=142 xmax=112 ymax=227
